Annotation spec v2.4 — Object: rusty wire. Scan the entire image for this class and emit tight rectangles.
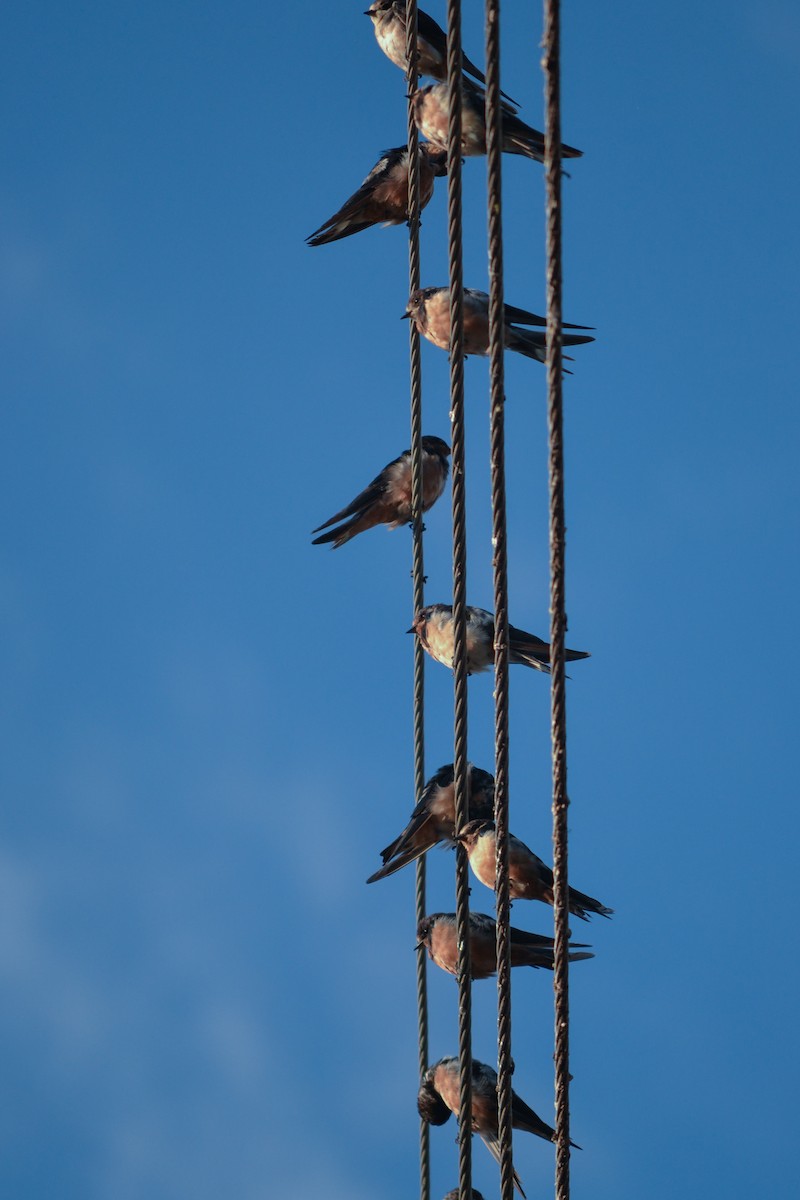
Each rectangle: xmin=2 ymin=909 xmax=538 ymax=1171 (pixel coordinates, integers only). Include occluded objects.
xmin=542 ymin=0 xmax=572 ymax=1196
xmin=482 ymin=5 xmax=515 ymax=1200
xmin=404 ymin=8 xmax=431 ymax=1200
xmin=443 ymin=4 xmax=474 ymax=1199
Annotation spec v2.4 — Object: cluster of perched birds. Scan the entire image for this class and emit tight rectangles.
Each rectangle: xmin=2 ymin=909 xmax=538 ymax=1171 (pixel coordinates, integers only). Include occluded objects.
xmin=308 ymin=5 xmax=605 ymax=1197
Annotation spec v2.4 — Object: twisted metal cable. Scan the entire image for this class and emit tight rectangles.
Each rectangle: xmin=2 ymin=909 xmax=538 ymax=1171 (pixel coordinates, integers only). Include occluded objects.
xmin=404 ymin=7 xmax=430 ymax=1200
xmin=542 ymin=2 xmax=572 ymax=1196
xmin=444 ymin=5 xmax=473 ymax=1199
xmin=482 ymin=6 xmax=514 ymax=1200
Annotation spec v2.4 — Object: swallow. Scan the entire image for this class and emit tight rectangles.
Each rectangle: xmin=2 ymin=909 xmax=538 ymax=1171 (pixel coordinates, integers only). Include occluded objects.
xmin=409 ymin=604 xmax=590 ymax=676
xmin=411 ymin=80 xmax=581 ymax=162
xmin=312 ymin=435 xmax=450 ymax=549
xmin=306 ymin=143 xmax=447 ymax=247
xmin=457 ymin=820 xmax=613 ymax=920
xmin=365 ymin=1 xmax=518 ymax=109
xmin=419 ymin=1056 xmax=580 ymax=1197
xmin=403 ymin=288 xmax=594 ymax=364
xmin=417 ymin=911 xmax=593 ymax=979
xmin=367 ymin=762 xmax=495 ymax=884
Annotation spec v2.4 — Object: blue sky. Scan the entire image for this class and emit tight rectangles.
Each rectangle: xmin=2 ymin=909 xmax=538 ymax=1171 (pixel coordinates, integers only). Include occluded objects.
xmin=2 ymin=2 xmax=799 ymax=1197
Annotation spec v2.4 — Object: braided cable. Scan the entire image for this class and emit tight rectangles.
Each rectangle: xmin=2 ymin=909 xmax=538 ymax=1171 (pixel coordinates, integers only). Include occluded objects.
xmin=404 ymin=7 xmax=431 ymax=1200
xmin=444 ymin=5 xmax=473 ymax=1199
xmin=482 ymin=5 xmax=514 ymax=1200
xmin=542 ymin=2 xmax=571 ymax=1195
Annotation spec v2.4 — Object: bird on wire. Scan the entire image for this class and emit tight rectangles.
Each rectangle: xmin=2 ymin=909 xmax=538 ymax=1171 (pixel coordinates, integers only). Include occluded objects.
xmin=306 ymin=143 xmax=447 ymax=247
xmin=365 ymin=0 xmax=518 ymax=109
xmin=457 ymin=819 xmax=613 ymax=920
xmin=403 ymin=287 xmax=594 ymax=364
xmin=417 ymin=910 xmax=593 ymax=979
xmin=412 ymin=78 xmax=581 ymax=162
xmin=409 ymin=604 xmax=590 ymax=675
xmin=312 ymin=435 xmax=450 ymax=549
xmin=366 ymin=762 xmax=494 ymax=883
xmin=419 ymin=1056 xmax=580 ymax=1198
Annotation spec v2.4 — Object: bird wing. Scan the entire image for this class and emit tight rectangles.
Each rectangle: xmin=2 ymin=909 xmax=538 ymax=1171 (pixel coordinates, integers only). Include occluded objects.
xmin=503 ymin=301 xmax=594 ymax=332
xmin=305 ymin=150 xmax=404 ymax=244
xmin=366 ymin=823 xmax=440 ymax=883
xmin=564 ymin=645 xmax=591 ymax=661
xmin=415 ymin=7 xmax=448 ymax=55
xmin=511 ymin=1092 xmax=557 ymax=1143
xmin=311 ymin=455 xmax=402 ymax=533
xmin=503 ymin=302 xmax=547 ymax=327
xmin=460 ymin=63 xmax=520 ymax=112
xmin=508 ymin=623 xmax=549 ymax=654
xmin=508 ymin=925 xmax=555 ymax=949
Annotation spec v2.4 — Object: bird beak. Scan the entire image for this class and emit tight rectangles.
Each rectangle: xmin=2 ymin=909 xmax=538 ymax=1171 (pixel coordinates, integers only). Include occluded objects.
xmin=406 ymin=625 xmax=415 ymax=633
xmin=400 ymin=311 xmax=411 ymax=319
xmin=415 ymin=940 xmax=425 ymax=951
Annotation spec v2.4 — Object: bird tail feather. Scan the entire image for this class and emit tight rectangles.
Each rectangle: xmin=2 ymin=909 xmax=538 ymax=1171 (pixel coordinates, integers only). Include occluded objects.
xmin=306 ymin=220 xmax=374 ymax=247
xmin=310 ymin=518 xmax=359 ymax=549
xmin=568 ymin=886 xmax=614 ymax=921
xmin=480 ymin=1132 xmax=527 ymax=1198
xmin=366 ymin=833 xmax=437 ymax=884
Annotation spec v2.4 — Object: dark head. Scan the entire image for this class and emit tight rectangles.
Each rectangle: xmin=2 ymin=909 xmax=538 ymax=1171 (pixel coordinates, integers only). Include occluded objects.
xmin=417 ymin=913 xmax=449 ymax=950
xmin=456 ymin=818 xmax=494 ymax=849
xmin=444 ymin=1191 xmax=486 ymax=1200
xmin=419 ymin=143 xmax=448 ymax=176
xmin=402 ymin=289 xmax=426 ymax=324
xmin=417 ymin=1075 xmax=451 ymax=1127
xmin=406 ymin=606 xmax=431 ymax=636
xmin=421 ymin=434 xmax=451 ymax=459
xmin=467 ymin=766 xmax=496 ymax=815
xmin=410 ymin=84 xmax=437 ymax=122
xmin=428 ymin=763 xmax=455 ymax=789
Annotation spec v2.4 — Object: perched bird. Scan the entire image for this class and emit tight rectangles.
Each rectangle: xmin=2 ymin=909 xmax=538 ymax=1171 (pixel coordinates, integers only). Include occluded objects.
xmin=365 ymin=1 xmax=517 ymax=108
xmin=403 ymin=287 xmax=594 ymax=364
xmin=443 ymin=1193 xmax=486 ymax=1200
xmin=412 ymin=80 xmax=582 ymax=162
xmin=417 ymin=911 xmax=593 ymax=979
xmin=306 ymin=143 xmax=447 ymax=247
xmin=367 ymin=763 xmax=494 ymax=883
xmin=419 ymin=1057 xmax=579 ymax=1198
xmin=312 ymin=435 xmax=450 ymax=549
xmin=409 ymin=604 xmax=590 ymax=675
xmin=457 ymin=820 xmax=613 ymax=921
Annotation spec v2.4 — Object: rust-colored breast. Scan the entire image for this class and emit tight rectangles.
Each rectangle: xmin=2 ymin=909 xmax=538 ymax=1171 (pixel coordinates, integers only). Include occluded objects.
xmin=375 ymin=19 xmax=407 ymax=72
xmin=434 ymin=1063 xmax=461 ymax=1116
xmin=469 ymin=832 xmax=498 ymax=890
xmin=429 ymin=922 xmax=458 ymax=975
xmin=414 ymin=89 xmax=449 ymax=152
xmin=424 ymin=612 xmax=455 ymax=667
